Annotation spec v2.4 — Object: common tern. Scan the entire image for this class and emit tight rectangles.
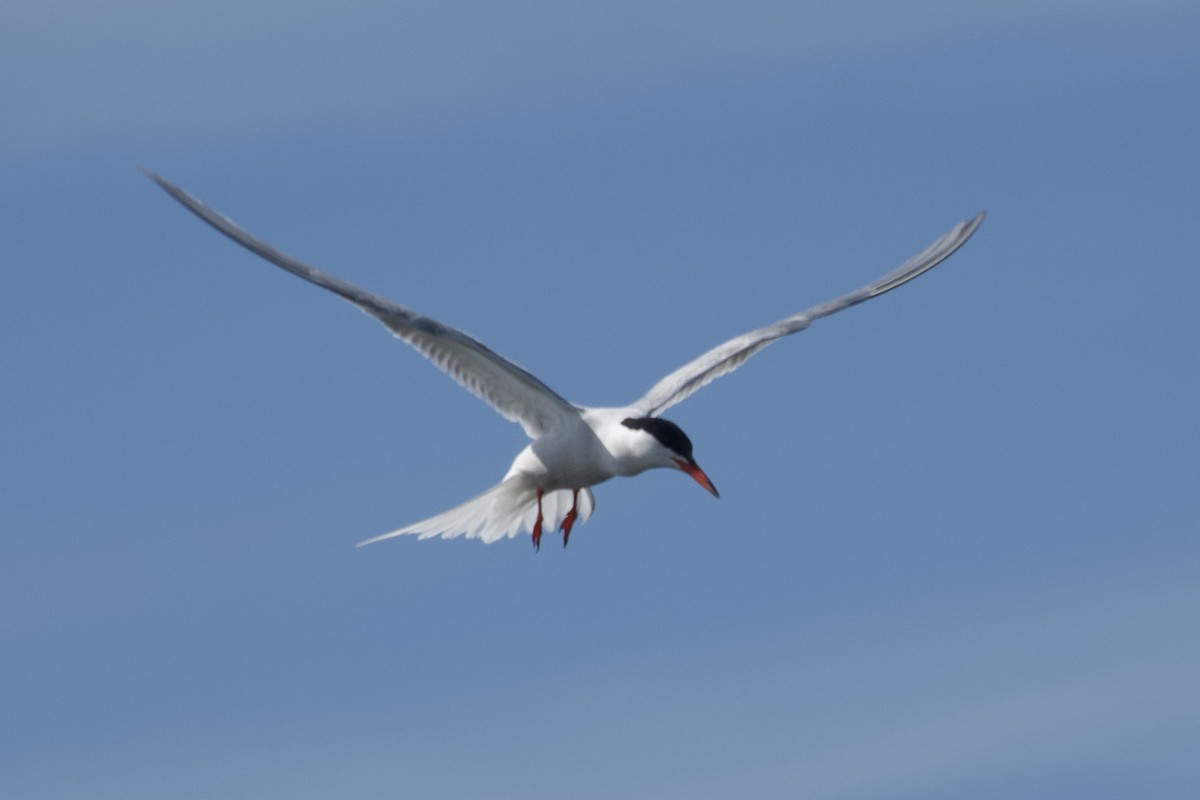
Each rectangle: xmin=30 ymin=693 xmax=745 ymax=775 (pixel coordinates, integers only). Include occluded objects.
xmin=146 ymin=170 xmax=983 ymax=550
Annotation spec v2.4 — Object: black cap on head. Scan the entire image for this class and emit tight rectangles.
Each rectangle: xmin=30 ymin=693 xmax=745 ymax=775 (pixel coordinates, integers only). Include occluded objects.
xmin=621 ymin=416 xmax=695 ymax=462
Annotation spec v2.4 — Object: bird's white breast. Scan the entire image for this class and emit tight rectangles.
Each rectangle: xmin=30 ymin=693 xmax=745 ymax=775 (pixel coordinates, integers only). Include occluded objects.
xmin=502 ymin=406 xmax=656 ymax=490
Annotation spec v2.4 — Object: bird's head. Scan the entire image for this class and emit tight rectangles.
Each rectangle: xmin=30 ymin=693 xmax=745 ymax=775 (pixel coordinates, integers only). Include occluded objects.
xmin=620 ymin=416 xmax=719 ymax=497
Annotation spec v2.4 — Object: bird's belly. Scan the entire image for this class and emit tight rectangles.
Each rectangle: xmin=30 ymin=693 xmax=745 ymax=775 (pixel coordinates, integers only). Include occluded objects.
xmin=504 ymin=430 xmax=616 ymax=490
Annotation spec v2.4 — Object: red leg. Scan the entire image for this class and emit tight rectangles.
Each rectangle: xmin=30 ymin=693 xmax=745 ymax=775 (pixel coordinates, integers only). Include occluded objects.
xmin=532 ymin=487 xmax=544 ymax=551
xmin=560 ymin=489 xmax=579 ymax=548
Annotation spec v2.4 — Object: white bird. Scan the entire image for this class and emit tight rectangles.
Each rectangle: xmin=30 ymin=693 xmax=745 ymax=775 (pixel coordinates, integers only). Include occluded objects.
xmin=146 ymin=170 xmax=984 ymax=550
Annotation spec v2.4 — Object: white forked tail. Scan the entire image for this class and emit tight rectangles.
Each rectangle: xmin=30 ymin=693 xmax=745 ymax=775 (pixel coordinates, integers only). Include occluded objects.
xmin=358 ymin=478 xmax=595 ymax=546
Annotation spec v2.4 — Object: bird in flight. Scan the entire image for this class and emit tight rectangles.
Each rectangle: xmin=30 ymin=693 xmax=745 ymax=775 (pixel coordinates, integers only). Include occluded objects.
xmin=146 ymin=170 xmax=983 ymax=550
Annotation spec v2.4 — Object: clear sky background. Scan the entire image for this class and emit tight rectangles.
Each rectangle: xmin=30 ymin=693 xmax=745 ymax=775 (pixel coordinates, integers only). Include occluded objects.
xmin=3 ymin=2 xmax=1198 ymax=798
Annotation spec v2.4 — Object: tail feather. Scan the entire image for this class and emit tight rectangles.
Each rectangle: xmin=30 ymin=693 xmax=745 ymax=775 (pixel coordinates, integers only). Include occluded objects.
xmin=358 ymin=479 xmax=595 ymax=546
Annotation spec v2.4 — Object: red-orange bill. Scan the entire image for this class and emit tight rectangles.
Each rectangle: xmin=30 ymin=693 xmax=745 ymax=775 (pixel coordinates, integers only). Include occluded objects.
xmin=674 ymin=458 xmax=719 ymax=497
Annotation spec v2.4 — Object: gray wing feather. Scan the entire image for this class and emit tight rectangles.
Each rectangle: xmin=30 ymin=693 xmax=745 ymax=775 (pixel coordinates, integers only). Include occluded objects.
xmin=633 ymin=212 xmax=986 ymax=416
xmin=146 ymin=170 xmax=579 ymax=438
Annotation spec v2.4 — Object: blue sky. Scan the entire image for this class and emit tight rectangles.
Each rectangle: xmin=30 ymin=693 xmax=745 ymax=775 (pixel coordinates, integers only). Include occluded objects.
xmin=3 ymin=1 xmax=1198 ymax=797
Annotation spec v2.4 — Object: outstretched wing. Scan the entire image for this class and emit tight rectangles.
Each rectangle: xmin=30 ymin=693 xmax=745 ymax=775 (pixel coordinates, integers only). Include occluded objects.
xmin=632 ymin=212 xmax=985 ymax=417
xmin=146 ymin=170 xmax=580 ymax=438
